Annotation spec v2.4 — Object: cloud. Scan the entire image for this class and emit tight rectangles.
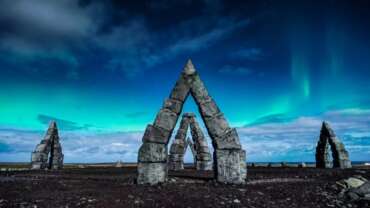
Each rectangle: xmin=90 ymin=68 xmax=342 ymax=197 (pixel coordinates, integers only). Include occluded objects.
xmin=0 ymin=128 xmax=142 ymax=163
xmin=0 ymin=0 xmax=252 ymax=78
xmin=231 ymin=48 xmax=263 ymax=60
xmin=37 ymin=114 xmax=92 ymax=131
xmin=0 ymin=0 xmax=100 ymax=79
xmin=218 ymin=65 xmax=252 ymax=75
xmin=237 ymin=108 xmax=370 ymax=162
xmin=1 ymin=108 xmax=369 ymax=163
xmin=105 ymin=16 xmax=250 ymax=77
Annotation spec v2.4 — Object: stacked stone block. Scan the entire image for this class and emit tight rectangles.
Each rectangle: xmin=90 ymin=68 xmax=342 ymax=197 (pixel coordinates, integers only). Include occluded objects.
xmin=168 ymin=113 xmax=213 ymax=171
xmin=31 ymin=121 xmax=64 ymax=170
xmin=168 ymin=115 xmax=190 ymax=171
xmin=315 ymin=121 xmax=351 ymax=169
xmin=187 ymin=113 xmax=212 ymax=170
xmin=137 ymin=59 xmax=247 ymax=185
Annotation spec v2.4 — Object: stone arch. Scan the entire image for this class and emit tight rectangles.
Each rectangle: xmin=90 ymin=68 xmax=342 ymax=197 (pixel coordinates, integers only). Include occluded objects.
xmin=315 ymin=121 xmax=351 ymax=169
xmin=168 ymin=113 xmax=212 ymax=171
xmin=137 ymin=59 xmax=246 ymax=185
xmin=31 ymin=121 xmax=64 ymax=170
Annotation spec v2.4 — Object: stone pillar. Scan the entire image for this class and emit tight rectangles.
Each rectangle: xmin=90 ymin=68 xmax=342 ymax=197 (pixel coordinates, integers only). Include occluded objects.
xmin=168 ymin=115 xmax=189 ymax=171
xmin=137 ymin=93 xmax=183 ymax=184
xmin=31 ymin=121 xmax=64 ymax=170
xmin=188 ymin=114 xmax=213 ymax=171
xmin=315 ymin=121 xmax=351 ymax=169
xmin=190 ymin=73 xmax=246 ymax=184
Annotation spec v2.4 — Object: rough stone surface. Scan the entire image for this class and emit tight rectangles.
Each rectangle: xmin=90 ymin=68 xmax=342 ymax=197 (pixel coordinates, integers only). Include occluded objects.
xmin=137 ymin=59 xmax=246 ymax=185
xmin=154 ymin=109 xmax=179 ymax=132
xmin=169 ymin=76 xmax=190 ymax=102
xmin=214 ymin=128 xmax=242 ymax=150
xmin=196 ymin=161 xmax=213 ymax=170
xmin=137 ymin=162 xmax=167 ymax=185
xmin=203 ymin=113 xmax=230 ymax=139
xmin=315 ymin=121 xmax=351 ymax=169
xmin=142 ymin=124 xmax=171 ymax=144
xmin=198 ymin=97 xmax=220 ymax=118
xmin=168 ymin=115 xmax=191 ymax=171
xmin=215 ymin=149 xmax=246 ymax=184
xmin=163 ymin=98 xmax=183 ymax=115
xmin=138 ymin=142 xmax=167 ymax=162
xmin=31 ymin=121 xmax=64 ymax=170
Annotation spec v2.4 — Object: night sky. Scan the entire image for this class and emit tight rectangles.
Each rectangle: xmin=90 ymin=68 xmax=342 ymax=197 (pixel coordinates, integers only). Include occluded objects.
xmin=1 ymin=0 xmax=369 ymax=163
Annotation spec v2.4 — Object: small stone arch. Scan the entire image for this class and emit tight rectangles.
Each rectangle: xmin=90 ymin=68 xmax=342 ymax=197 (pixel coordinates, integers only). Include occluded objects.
xmin=168 ymin=113 xmax=212 ymax=171
xmin=137 ymin=60 xmax=246 ymax=185
xmin=31 ymin=121 xmax=64 ymax=170
xmin=315 ymin=121 xmax=351 ymax=169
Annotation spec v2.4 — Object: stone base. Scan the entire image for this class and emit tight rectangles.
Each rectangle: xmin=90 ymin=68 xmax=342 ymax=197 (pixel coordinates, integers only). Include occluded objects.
xmin=137 ymin=162 xmax=167 ymax=185
xmin=338 ymin=159 xmax=352 ymax=169
xmin=215 ymin=149 xmax=246 ymax=184
xmin=168 ymin=161 xmax=184 ymax=171
xmin=31 ymin=162 xmax=44 ymax=170
xmin=196 ymin=161 xmax=212 ymax=170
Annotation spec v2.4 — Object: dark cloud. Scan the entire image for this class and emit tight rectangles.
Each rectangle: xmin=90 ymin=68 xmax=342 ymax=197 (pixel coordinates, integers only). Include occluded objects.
xmin=37 ymin=114 xmax=92 ymax=130
xmin=0 ymin=0 xmax=254 ymax=79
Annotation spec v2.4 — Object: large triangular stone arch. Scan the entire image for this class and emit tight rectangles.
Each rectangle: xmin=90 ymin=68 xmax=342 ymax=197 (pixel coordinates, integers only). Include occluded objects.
xmin=315 ymin=121 xmax=351 ymax=169
xmin=31 ymin=121 xmax=64 ymax=170
xmin=137 ymin=60 xmax=246 ymax=185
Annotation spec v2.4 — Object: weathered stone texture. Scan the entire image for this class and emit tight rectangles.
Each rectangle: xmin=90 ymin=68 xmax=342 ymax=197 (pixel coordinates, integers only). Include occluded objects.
xmin=214 ymin=128 xmax=242 ymax=150
xmin=154 ymin=109 xmax=179 ymax=132
xmin=203 ymin=113 xmax=230 ymax=138
xmin=31 ymin=121 xmax=63 ymax=170
xmin=138 ymin=143 xmax=167 ymax=162
xmin=315 ymin=121 xmax=351 ymax=169
xmin=215 ymin=149 xmax=246 ymax=184
xmin=137 ymin=162 xmax=167 ymax=185
xmin=169 ymin=76 xmax=190 ymax=102
xmin=163 ymin=98 xmax=183 ymax=115
xmin=196 ymin=161 xmax=213 ymax=170
xmin=142 ymin=124 xmax=171 ymax=144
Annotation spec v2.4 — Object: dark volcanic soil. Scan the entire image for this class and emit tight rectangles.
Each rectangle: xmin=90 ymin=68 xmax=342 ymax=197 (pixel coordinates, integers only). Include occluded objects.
xmin=0 ymin=166 xmax=369 ymax=208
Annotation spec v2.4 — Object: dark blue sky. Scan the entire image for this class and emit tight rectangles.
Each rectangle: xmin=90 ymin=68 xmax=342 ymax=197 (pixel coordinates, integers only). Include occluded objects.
xmin=0 ymin=0 xmax=369 ymax=162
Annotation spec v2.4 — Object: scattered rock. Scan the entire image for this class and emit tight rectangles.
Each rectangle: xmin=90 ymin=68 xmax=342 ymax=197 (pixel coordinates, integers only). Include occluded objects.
xmin=233 ymin=199 xmax=240 ymax=203
xmin=337 ymin=177 xmax=367 ymax=189
xmin=298 ymin=162 xmax=306 ymax=168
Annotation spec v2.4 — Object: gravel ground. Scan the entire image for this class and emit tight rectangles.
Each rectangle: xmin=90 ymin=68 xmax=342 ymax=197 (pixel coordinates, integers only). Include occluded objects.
xmin=0 ymin=166 xmax=369 ymax=208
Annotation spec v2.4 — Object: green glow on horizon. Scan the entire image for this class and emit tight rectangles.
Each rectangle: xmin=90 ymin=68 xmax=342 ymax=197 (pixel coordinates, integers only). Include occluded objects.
xmin=0 ymin=83 xmax=152 ymax=131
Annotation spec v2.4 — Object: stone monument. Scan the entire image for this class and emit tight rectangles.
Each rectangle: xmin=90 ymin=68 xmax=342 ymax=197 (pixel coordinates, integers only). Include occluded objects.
xmin=137 ymin=59 xmax=246 ymax=185
xmin=315 ymin=121 xmax=351 ymax=169
xmin=31 ymin=121 xmax=64 ymax=170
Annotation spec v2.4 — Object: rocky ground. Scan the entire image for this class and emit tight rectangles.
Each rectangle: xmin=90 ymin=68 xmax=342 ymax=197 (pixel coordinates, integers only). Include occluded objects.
xmin=0 ymin=166 xmax=369 ymax=208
